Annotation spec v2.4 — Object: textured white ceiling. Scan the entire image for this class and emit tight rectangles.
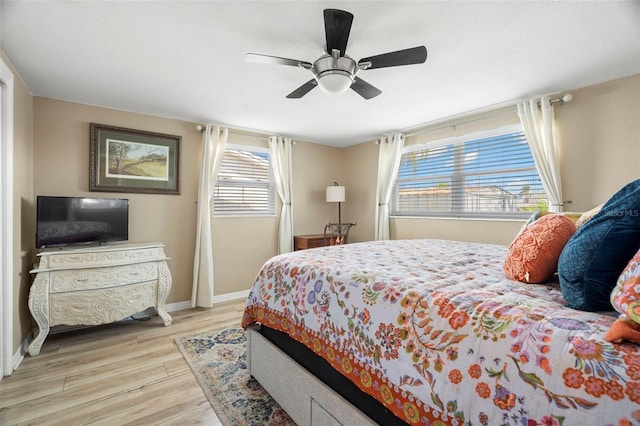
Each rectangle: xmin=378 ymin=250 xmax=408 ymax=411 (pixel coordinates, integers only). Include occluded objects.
xmin=2 ymin=1 xmax=639 ymax=147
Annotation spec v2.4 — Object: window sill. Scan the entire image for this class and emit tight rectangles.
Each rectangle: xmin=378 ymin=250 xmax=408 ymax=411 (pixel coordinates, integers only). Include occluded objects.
xmin=390 ymin=215 xmax=526 ymax=223
xmin=213 ymin=214 xmax=277 ymax=219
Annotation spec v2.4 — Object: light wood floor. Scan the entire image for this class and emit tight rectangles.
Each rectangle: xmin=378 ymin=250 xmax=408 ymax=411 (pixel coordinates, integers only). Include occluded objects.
xmin=0 ymin=299 xmax=246 ymax=426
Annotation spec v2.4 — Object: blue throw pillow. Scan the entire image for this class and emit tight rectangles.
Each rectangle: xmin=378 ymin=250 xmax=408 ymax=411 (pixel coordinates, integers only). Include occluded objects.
xmin=558 ymin=179 xmax=640 ymax=311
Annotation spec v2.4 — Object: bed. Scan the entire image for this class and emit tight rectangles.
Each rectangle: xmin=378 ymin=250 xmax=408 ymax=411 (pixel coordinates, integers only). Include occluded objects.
xmin=242 ymin=238 xmax=640 ymax=426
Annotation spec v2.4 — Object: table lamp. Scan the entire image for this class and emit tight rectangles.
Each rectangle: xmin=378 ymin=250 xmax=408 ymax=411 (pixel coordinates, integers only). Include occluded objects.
xmin=326 ymin=182 xmax=345 ymax=227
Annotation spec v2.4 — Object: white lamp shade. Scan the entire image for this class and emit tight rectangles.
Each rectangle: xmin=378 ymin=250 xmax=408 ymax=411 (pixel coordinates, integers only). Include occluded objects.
xmin=326 ymin=186 xmax=345 ymax=203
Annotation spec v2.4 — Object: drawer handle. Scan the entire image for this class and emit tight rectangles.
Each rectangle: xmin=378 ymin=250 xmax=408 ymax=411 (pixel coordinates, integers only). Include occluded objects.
xmin=75 ymin=278 xmax=89 ymax=282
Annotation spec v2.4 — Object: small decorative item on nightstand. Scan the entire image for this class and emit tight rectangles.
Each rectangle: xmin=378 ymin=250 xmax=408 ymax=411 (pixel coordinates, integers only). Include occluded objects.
xmin=323 ymin=222 xmax=356 ymax=245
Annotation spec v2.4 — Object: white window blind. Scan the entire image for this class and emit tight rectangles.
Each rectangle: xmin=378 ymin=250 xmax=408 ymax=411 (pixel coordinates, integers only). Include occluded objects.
xmin=213 ymin=145 xmax=275 ymax=216
xmin=392 ymin=126 xmax=546 ymax=218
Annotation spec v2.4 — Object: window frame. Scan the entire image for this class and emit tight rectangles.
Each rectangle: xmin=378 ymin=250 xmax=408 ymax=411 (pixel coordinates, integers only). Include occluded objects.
xmin=391 ymin=124 xmax=545 ymax=220
xmin=213 ymin=143 xmax=276 ymax=217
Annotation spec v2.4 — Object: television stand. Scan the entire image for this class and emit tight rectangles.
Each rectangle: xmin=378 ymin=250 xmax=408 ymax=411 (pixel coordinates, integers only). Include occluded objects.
xmin=27 ymin=242 xmax=172 ymax=356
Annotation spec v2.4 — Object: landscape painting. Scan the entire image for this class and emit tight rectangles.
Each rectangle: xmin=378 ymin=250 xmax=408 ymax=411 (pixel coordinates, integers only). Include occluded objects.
xmin=90 ymin=123 xmax=181 ymax=194
xmin=105 ymin=139 xmax=169 ymax=181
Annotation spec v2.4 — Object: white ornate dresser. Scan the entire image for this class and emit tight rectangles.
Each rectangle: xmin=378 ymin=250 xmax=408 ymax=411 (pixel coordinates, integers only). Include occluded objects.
xmin=28 ymin=242 xmax=172 ymax=356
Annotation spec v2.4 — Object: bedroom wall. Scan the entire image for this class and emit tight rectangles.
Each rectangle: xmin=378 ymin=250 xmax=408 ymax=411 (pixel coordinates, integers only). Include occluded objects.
xmin=208 ymin=131 xmax=278 ymax=297
xmin=557 ymin=73 xmax=640 ymax=210
xmin=291 ymin=140 xmax=345 ymax=236
xmin=211 ymin=137 xmax=344 ymax=295
xmin=31 ymin=98 xmax=343 ymax=303
xmin=342 ymin=140 xmax=378 ymax=243
xmin=344 ymin=73 xmax=640 ymax=246
xmin=1 ymin=51 xmax=35 ymax=359
xmin=33 ymin=98 xmax=203 ymax=304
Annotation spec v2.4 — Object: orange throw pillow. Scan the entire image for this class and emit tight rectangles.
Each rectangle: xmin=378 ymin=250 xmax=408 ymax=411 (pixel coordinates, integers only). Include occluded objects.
xmin=504 ymin=214 xmax=577 ymax=284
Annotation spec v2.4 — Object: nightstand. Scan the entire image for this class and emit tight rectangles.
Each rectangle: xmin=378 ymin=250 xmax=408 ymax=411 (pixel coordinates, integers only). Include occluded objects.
xmin=294 ymin=234 xmax=327 ymax=250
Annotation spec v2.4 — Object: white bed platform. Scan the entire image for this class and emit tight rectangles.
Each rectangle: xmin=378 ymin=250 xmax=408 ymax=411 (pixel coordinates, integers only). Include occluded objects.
xmin=247 ymin=327 xmax=377 ymax=426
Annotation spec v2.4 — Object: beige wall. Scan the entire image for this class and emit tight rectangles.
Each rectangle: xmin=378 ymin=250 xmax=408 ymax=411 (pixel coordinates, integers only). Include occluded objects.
xmin=33 ymin=98 xmax=202 ymax=304
xmin=558 ymin=73 xmax=640 ymax=210
xmin=346 ymin=74 xmax=640 ymax=246
xmin=343 ymin=140 xmax=378 ymax=243
xmin=210 ymin=132 xmax=278 ymax=296
xmin=292 ymin=141 xmax=344 ymax=235
xmin=391 ymin=218 xmax=523 ymax=245
xmin=212 ymin=137 xmax=345 ymax=295
xmin=211 ymin=216 xmax=278 ymax=295
xmin=2 ymin=51 xmax=35 ymax=356
xmin=31 ymin=99 xmax=344 ymax=304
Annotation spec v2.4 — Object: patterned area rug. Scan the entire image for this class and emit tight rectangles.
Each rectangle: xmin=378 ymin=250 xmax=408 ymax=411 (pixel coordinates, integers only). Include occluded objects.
xmin=173 ymin=327 xmax=296 ymax=426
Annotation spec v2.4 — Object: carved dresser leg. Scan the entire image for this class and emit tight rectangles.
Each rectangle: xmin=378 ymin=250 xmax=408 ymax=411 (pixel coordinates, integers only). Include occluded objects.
xmin=157 ymin=260 xmax=173 ymax=326
xmin=28 ymin=274 xmax=50 ymax=356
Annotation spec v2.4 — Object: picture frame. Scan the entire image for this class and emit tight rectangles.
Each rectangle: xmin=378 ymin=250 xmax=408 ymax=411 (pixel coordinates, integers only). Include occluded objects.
xmin=90 ymin=123 xmax=181 ymax=195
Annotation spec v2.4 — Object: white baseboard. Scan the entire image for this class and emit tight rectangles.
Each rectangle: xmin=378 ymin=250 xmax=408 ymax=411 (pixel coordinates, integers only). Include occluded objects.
xmin=162 ymin=291 xmax=249 ymax=312
xmin=212 ymin=289 xmax=250 ymax=305
xmin=165 ymin=300 xmax=192 ymax=312
xmin=167 ymin=290 xmax=249 ymax=308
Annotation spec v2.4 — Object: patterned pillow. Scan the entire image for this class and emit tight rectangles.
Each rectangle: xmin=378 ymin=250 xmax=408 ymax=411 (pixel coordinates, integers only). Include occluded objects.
xmin=610 ymin=249 xmax=640 ymax=322
xmin=558 ymin=179 xmax=640 ymax=311
xmin=504 ymin=214 xmax=576 ymax=284
xmin=605 ymin=249 xmax=640 ymax=343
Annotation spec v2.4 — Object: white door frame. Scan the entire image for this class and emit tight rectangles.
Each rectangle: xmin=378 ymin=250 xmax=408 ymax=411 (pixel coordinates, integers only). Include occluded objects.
xmin=0 ymin=57 xmax=15 ymax=379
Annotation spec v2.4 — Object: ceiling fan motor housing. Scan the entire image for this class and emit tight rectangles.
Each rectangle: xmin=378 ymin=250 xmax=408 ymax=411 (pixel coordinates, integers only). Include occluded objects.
xmin=311 ymin=52 xmax=357 ymax=93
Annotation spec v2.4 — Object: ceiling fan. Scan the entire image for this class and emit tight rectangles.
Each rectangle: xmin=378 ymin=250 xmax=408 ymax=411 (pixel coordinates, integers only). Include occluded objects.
xmin=246 ymin=9 xmax=427 ymax=100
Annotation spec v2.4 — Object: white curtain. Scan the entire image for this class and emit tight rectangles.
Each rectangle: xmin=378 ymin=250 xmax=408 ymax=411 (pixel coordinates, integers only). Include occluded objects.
xmin=192 ymin=125 xmax=228 ymax=307
xmin=268 ymin=136 xmax=294 ymax=253
xmin=517 ymin=96 xmax=564 ymax=212
xmin=375 ymin=133 xmax=404 ymax=240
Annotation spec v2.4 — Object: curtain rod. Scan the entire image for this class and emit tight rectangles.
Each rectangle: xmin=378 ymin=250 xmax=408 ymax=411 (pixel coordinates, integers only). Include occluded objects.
xmin=403 ymin=93 xmax=572 ymax=139
xmin=539 ymin=93 xmax=573 ymax=106
xmin=195 ymin=125 xmax=300 ymax=145
xmin=404 ymin=109 xmax=516 ymax=138
xmin=195 ymin=124 xmax=269 ymax=142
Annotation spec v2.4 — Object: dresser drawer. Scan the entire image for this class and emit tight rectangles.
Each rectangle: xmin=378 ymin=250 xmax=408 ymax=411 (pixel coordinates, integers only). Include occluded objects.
xmin=42 ymin=246 xmax=166 ymax=269
xmin=50 ymin=262 xmax=158 ymax=293
xmin=50 ymin=281 xmax=157 ymax=326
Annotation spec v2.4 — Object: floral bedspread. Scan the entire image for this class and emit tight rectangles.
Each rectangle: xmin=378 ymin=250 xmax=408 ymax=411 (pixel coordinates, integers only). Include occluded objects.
xmin=241 ymin=239 xmax=640 ymax=426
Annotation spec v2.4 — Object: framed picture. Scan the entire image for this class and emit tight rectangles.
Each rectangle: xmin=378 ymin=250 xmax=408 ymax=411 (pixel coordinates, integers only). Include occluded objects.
xmin=90 ymin=123 xmax=181 ymax=194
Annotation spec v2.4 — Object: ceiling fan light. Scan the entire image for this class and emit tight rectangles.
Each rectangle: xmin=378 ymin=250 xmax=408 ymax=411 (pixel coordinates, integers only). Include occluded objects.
xmin=316 ymin=71 xmax=354 ymax=94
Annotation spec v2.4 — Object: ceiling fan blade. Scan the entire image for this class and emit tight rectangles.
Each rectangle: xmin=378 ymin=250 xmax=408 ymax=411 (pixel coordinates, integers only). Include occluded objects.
xmin=324 ymin=9 xmax=353 ymax=56
xmin=350 ymin=77 xmax=382 ymax=100
xmin=358 ymin=46 xmax=427 ymax=69
xmin=286 ymin=79 xmax=318 ymax=99
xmin=246 ymin=53 xmax=312 ymax=69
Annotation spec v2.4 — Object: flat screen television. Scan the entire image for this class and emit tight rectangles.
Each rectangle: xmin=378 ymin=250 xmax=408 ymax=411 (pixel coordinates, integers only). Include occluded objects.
xmin=36 ymin=196 xmax=129 ymax=248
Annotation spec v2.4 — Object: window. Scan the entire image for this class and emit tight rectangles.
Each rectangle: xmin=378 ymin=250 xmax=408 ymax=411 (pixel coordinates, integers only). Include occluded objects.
xmin=392 ymin=125 xmax=546 ymax=218
xmin=213 ymin=144 xmax=276 ymax=216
